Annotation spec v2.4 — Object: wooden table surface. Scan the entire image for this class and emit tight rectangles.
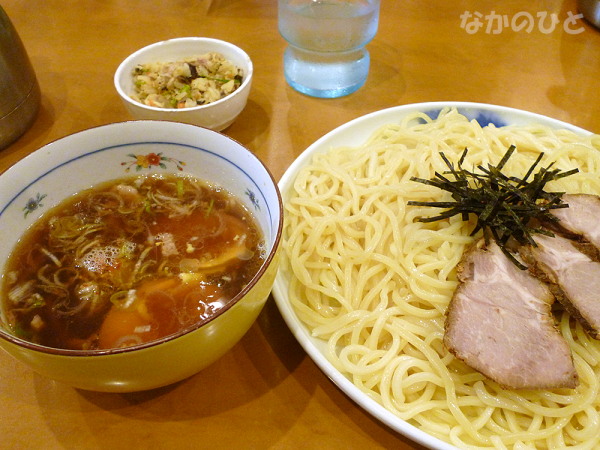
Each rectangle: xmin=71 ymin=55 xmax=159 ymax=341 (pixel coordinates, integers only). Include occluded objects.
xmin=1 ymin=1 xmax=599 ymax=449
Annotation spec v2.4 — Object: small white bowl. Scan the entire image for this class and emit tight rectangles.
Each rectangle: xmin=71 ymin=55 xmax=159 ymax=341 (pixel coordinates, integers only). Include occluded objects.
xmin=0 ymin=120 xmax=282 ymax=392
xmin=114 ymin=38 xmax=253 ymax=131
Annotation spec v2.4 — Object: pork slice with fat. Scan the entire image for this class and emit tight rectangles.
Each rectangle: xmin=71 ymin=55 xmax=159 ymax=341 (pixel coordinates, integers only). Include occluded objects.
xmin=550 ymin=194 xmax=600 ymax=249
xmin=444 ymin=239 xmax=578 ymax=390
xmin=521 ymin=233 xmax=600 ymax=339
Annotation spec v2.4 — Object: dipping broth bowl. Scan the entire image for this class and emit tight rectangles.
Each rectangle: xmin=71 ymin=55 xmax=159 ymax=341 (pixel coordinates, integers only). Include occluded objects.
xmin=0 ymin=121 xmax=282 ymax=392
xmin=114 ymin=37 xmax=253 ymax=131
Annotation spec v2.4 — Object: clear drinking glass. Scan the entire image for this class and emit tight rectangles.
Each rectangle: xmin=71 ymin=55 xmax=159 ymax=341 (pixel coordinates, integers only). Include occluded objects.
xmin=278 ymin=0 xmax=380 ymax=98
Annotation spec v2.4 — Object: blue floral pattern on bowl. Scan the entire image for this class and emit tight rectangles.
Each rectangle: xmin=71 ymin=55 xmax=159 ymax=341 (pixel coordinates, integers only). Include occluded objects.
xmin=246 ymin=188 xmax=260 ymax=211
xmin=422 ymin=108 xmax=507 ymax=127
xmin=13 ymin=145 xmax=267 ymax=223
xmin=23 ymin=193 xmax=46 ymax=218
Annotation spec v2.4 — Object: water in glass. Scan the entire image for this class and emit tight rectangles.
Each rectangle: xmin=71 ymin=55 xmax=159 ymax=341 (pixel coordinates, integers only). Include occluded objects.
xmin=279 ymin=0 xmax=380 ymax=98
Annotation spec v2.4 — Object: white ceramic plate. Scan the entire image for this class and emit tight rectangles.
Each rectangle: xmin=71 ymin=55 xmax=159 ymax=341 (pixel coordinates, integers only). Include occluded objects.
xmin=271 ymin=102 xmax=594 ymax=449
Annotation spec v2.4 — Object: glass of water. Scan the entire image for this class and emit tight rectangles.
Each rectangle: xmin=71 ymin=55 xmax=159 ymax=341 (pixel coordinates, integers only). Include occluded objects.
xmin=278 ymin=0 xmax=380 ymax=98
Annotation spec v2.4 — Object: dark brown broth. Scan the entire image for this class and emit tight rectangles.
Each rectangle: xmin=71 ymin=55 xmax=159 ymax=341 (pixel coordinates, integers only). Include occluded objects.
xmin=1 ymin=174 xmax=265 ymax=350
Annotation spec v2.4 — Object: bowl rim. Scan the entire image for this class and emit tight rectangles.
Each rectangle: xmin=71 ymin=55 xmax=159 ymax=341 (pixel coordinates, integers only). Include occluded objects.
xmin=0 ymin=120 xmax=283 ymax=357
xmin=114 ymin=37 xmax=254 ymax=113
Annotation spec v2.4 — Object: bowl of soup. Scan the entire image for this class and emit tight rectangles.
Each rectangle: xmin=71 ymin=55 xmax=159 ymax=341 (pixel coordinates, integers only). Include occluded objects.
xmin=0 ymin=120 xmax=282 ymax=392
xmin=114 ymin=37 xmax=253 ymax=131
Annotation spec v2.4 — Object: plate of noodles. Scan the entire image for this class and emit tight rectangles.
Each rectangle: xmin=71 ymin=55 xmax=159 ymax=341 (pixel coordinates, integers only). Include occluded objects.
xmin=272 ymin=102 xmax=600 ymax=450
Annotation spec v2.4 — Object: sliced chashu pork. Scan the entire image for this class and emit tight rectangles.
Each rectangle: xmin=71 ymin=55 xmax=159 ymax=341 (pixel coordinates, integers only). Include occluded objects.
xmin=444 ymin=239 xmax=578 ymax=390
xmin=549 ymin=194 xmax=600 ymax=249
xmin=520 ymin=233 xmax=600 ymax=339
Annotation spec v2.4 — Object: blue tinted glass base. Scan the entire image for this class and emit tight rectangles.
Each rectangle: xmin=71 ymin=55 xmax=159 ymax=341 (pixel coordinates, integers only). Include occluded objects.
xmin=283 ymin=46 xmax=370 ymax=99
xmin=284 ymin=76 xmax=367 ymax=98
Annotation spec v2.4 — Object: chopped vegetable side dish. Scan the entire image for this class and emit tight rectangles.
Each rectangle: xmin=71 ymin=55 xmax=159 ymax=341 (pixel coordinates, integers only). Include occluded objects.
xmin=131 ymin=52 xmax=243 ymax=109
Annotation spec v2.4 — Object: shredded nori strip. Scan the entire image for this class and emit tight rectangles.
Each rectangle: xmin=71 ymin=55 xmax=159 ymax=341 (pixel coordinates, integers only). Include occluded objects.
xmin=408 ymin=146 xmax=579 ymax=268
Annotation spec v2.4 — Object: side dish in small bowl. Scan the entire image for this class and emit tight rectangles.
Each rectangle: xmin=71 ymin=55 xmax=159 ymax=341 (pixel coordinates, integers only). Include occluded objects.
xmin=114 ymin=37 xmax=253 ymax=131
xmin=0 ymin=120 xmax=282 ymax=392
